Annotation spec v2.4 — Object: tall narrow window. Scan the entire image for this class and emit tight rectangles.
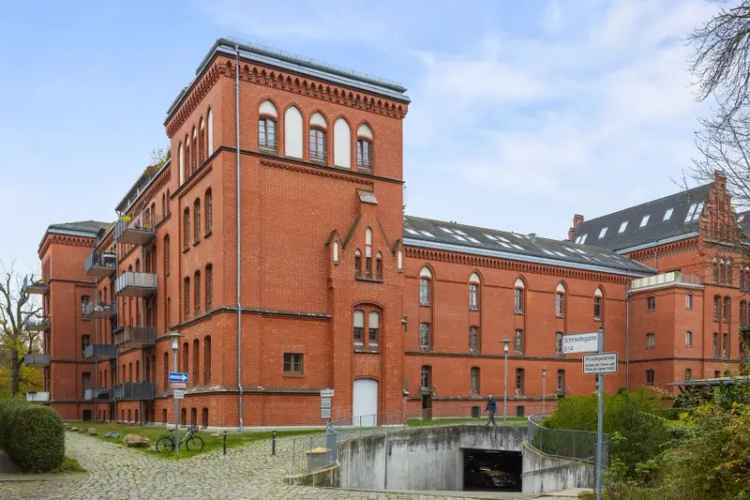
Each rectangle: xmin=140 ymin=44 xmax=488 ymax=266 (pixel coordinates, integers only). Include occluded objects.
xmin=727 ymin=259 xmax=733 ymax=284
xmin=469 ymin=326 xmax=480 ymax=353
xmin=646 ymin=369 xmax=655 ymax=385
xmin=365 ymin=228 xmax=373 ymax=277
xmin=183 ymin=208 xmax=190 ymax=251
xmin=514 ymin=329 xmax=524 ymax=353
xmin=555 ymin=283 xmax=566 ymax=317
xmin=368 ymin=311 xmax=380 ymax=347
xmin=284 ymin=106 xmax=303 ymax=158
xmin=555 ymin=331 xmax=564 ymax=354
xmin=375 ymin=252 xmax=383 ymax=279
xmin=333 ymin=118 xmax=351 ymax=168
xmin=685 ymin=330 xmax=693 ymax=347
xmin=309 ymin=128 xmax=326 ymax=162
xmin=205 ymin=264 xmax=213 ymax=311
xmin=515 ymin=368 xmax=525 ymax=395
xmin=647 ymin=296 xmax=656 ymax=311
xmin=354 ymin=249 xmax=362 ymax=276
xmin=557 ymin=369 xmax=566 ymax=395
xmin=194 ymin=271 xmax=201 ymax=315
xmin=204 ymin=336 xmax=212 ymax=384
xmin=356 ymin=124 xmax=373 ymax=171
xmin=193 ymin=199 xmax=201 ymax=244
xmin=684 ymin=368 xmax=692 ymax=381
xmin=258 ymin=100 xmax=278 ymax=151
xmin=163 ymin=352 xmax=168 ymax=389
xmin=714 ymin=296 xmax=722 ymax=320
xmin=724 ymin=296 xmax=731 ymax=321
xmin=646 ymin=332 xmax=656 ymax=349
xmin=199 ymin=117 xmax=205 ymax=161
xmin=470 ymin=367 xmax=480 ymax=394
xmin=420 ymin=365 xmax=432 ymax=389
xmin=419 ymin=267 xmax=432 ymax=306
xmin=178 ymin=143 xmax=185 ymax=185
xmin=353 ymin=310 xmax=364 ymax=346
xmin=741 ymin=300 xmax=748 ymax=326
xmin=419 ymin=323 xmax=432 ymax=351
xmin=713 ymin=332 xmax=720 ymax=358
xmin=686 ymin=293 xmax=693 ymax=310
xmin=514 ymin=279 xmax=525 ymax=314
xmin=723 ymin=333 xmax=730 ymax=358
xmin=468 ymin=273 xmax=480 ymax=310
xmin=207 ymin=108 xmax=214 ymax=156
xmin=205 ymin=189 xmax=213 ymax=235
xmin=183 ymin=277 xmax=190 ymax=319
xmin=713 ymin=258 xmax=720 ymax=283
xmin=193 ymin=339 xmax=200 ymax=386
xmin=182 ymin=342 xmax=189 ymax=373
xmin=594 ymin=288 xmax=603 ymax=320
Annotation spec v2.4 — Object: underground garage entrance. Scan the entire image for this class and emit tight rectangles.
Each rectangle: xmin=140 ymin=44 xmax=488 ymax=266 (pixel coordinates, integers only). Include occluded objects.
xmin=463 ymin=448 xmax=522 ymax=492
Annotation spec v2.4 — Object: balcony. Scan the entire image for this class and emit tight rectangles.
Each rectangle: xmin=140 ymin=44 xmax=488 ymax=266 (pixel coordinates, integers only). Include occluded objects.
xmin=24 ymin=353 xmax=50 ymax=367
xmin=630 ymin=271 xmax=703 ymax=292
xmin=84 ymin=250 xmax=116 ymax=277
xmin=26 ymin=392 xmax=50 ymax=402
xmin=26 ymin=317 xmax=50 ymax=332
xmin=113 ymin=326 xmax=155 ymax=349
xmin=83 ymin=344 xmax=117 ymax=360
xmin=83 ymin=387 xmax=111 ymax=401
xmin=112 ymin=382 xmax=155 ymax=401
xmin=82 ymin=301 xmax=116 ymax=320
xmin=25 ymin=280 xmax=49 ymax=295
xmin=115 ymin=272 xmax=157 ymax=297
xmin=113 ymin=219 xmax=154 ymax=246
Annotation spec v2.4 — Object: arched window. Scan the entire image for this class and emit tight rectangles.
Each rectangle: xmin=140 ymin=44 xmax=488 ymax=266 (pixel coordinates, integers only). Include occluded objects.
xmin=356 ymin=124 xmax=373 ymax=171
xmin=354 ymin=249 xmax=362 ymax=276
xmin=555 ymin=283 xmax=566 ymax=318
xmin=204 ymin=189 xmax=213 ymax=236
xmin=714 ymin=295 xmax=722 ymax=320
xmin=720 ymin=258 xmax=727 ymax=283
xmin=193 ymin=338 xmax=200 ymax=385
xmin=204 ymin=336 xmax=212 ymax=384
xmin=191 ymin=127 xmax=198 ymax=171
xmin=713 ymin=258 xmax=720 ymax=283
xmin=594 ymin=288 xmax=603 ymax=320
xmin=514 ymin=278 xmax=525 ymax=314
xmin=205 ymin=264 xmax=213 ymax=311
xmin=352 ymin=310 xmax=364 ymax=346
xmin=185 ymin=135 xmax=191 ymax=177
xmin=365 ymin=228 xmax=373 ymax=277
xmin=163 ymin=235 xmax=170 ymax=276
xmin=741 ymin=300 xmax=748 ymax=326
xmin=724 ymin=296 xmax=731 ymax=320
xmin=332 ymin=240 xmax=340 ymax=264
xmin=375 ymin=251 xmax=383 ymax=279
xmin=207 ymin=108 xmax=214 ymax=156
xmin=468 ymin=273 xmax=480 ymax=310
xmin=333 ymin=118 xmax=351 ymax=168
xmin=183 ymin=277 xmax=190 ymax=319
xmin=178 ymin=143 xmax=185 ymax=185
xmin=182 ymin=342 xmax=189 ymax=373
xmin=284 ymin=106 xmax=303 ymax=158
xmin=182 ymin=208 xmax=190 ymax=251
xmin=194 ymin=271 xmax=201 ymax=315
xmin=309 ymin=112 xmax=327 ymax=162
xmin=193 ymin=199 xmax=201 ymax=244
xmin=727 ymin=258 xmax=733 ymax=284
xmin=199 ymin=117 xmax=205 ymax=162
xmin=419 ymin=267 xmax=433 ymax=306
xmin=258 ymin=100 xmax=277 ymax=151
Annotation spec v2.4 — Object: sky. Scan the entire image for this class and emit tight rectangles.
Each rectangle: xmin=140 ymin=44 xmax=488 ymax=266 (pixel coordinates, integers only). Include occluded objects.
xmin=0 ymin=0 xmax=722 ymax=274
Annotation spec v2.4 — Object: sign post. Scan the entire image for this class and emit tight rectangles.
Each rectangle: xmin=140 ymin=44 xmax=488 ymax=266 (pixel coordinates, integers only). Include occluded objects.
xmin=595 ymin=331 xmax=604 ymax=500
xmin=169 ymin=370 xmax=189 ymax=456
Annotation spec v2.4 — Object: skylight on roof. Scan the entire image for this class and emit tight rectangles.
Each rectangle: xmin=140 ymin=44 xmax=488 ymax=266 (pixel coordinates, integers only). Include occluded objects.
xmin=618 ymin=221 xmax=629 ymax=233
xmin=454 ymin=229 xmax=468 ymax=236
xmin=554 ymin=251 xmax=567 ymax=257
xmin=640 ymin=215 xmax=650 ymax=227
xmin=483 ymin=233 xmax=497 ymax=241
xmin=497 ymin=235 xmax=510 ymax=243
xmin=684 ymin=203 xmax=697 ymax=223
xmin=440 ymin=227 xmax=453 ymax=234
xmin=663 ymin=208 xmax=673 ymax=221
xmin=452 ymin=234 xmax=467 ymax=242
xmin=405 ymin=228 xmax=419 ymax=236
xmin=499 ymin=242 xmax=512 ymax=249
xmin=542 ymin=249 xmax=555 ymax=256
xmin=420 ymin=231 xmax=435 ymax=238
xmin=739 ymin=215 xmax=746 ymax=223
xmin=511 ymin=244 xmax=524 ymax=251
xmin=467 ymin=236 xmax=481 ymax=244
xmin=598 ymin=227 xmax=608 ymax=239
xmin=580 ymin=234 xmax=588 ymax=244
xmin=691 ymin=202 xmax=704 ymax=222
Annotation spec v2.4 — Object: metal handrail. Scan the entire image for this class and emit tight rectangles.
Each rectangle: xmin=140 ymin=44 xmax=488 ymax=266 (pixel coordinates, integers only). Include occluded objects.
xmin=527 ymin=415 xmax=607 ymax=464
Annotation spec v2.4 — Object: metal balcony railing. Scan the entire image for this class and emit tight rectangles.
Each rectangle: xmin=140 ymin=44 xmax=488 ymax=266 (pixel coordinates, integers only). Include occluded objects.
xmin=82 ymin=301 xmax=116 ymax=319
xmin=25 ymin=280 xmax=49 ymax=295
xmin=83 ymin=344 xmax=117 ymax=360
xmin=26 ymin=317 xmax=49 ymax=332
xmin=83 ymin=387 xmax=111 ymax=401
xmin=112 ymin=382 xmax=155 ymax=401
xmin=84 ymin=250 xmax=116 ymax=277
xmin=26 ymin=391 xmax=50 ymax=402
xmin=24 ymin=353 xmax=50 ymax=367
xmin=113 ymin=219 xmax=155 ymax=246
xmin=115 ymin=272 xmax=157 ymax=297
xmin=113 ymin=326 xmax=155 ymax=348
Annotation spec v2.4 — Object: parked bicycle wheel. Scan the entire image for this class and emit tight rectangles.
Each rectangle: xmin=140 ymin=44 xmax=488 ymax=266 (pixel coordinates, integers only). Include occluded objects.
xmin=186 ymin=435 xmax=204 ymax=452
xmin=155 ymin=436 xmax=175 ymax=453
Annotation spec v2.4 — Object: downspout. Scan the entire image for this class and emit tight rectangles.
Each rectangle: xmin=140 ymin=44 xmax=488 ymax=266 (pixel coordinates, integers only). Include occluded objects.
xmin=625 ymin=290 xmax=630 ymax=389
xmin=235 ymin=45 xmax=244 ymax=431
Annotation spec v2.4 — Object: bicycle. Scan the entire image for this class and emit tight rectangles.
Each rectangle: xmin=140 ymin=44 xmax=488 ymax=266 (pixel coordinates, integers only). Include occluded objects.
xmin=155 ymin=425 xmax=204 ymax=453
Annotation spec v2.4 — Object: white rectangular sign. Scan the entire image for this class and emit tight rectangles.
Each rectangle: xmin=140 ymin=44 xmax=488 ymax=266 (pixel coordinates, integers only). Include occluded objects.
xmin=320 ymin=388 xmax=335 ymax=398
xmin=583 ymin=353 xmax=618 ymax=374
xmin=563 ymin=333 xmax=600 ymax=354
xmin=173 ymin=389 xmax=185 ymax=400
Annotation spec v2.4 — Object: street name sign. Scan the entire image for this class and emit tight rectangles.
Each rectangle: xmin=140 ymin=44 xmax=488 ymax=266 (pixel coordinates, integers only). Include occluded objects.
xmin=320 ymin=388 xmax=334 ymax=420
xmin=170 ymin=382 xmax=186 ymax=390
xmin=562 ymin=333 xmax=600 ymax=354
xmin=173 ymin=389 xmax=185 ymax=400
xmin=168 ymin=371 xmax=188 ymax=383
xmin=583 ymin=353 xmax=618 ymax=374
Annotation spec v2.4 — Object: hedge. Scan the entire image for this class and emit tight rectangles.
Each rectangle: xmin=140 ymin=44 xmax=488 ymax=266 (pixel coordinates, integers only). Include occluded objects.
xmin=0 ymin=399 xmax=64 ymax=472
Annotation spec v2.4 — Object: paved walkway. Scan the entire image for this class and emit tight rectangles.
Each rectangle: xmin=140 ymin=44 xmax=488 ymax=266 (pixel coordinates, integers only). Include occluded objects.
xmin=1 ymin=432 xmax=539 ymax=500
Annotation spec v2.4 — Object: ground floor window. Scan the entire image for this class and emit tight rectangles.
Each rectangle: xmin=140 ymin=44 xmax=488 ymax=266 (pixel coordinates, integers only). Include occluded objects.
xmin=202 ymin=408 xmax=209 ymax=428
xmin=163 ymin=409 xmax=168 ymax=423
xmin=515 ymin=406 xmax=525 ymax=417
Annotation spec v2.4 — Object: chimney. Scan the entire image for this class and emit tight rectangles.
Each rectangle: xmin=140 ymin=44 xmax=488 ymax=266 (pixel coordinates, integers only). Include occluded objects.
xmin=568 ymin=214 xmax=584 ymax=241
xmin=714 ymin=169 xmax=727 ymax=188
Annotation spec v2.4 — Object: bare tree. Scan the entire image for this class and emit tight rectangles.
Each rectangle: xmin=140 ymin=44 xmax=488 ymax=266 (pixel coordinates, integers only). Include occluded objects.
xmin=691 ymin=1 xmax=750 ymax=206
xmin=0 ymin=265 xmax=44 ymax=397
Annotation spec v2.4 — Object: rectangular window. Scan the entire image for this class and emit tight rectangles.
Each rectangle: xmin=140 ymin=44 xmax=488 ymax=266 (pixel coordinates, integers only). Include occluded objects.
xmin=646 ymin=369 xmax=655 ymax=385
xmin=515 ymin=368 xmax=525 ymax=395
xmin=420 ymin=365 xmax=432 ymax=388
xmin=713 ymin=332 xmax=720 ymax=358
xmin=205 ymin=265 xmax=213 ymax=310
xmin=556 ymin=369 xmax=566 ymax=395
xmin=470 ymin=367 xmax=480 ymax=394
xmin=684 ymin=368 xmax=692 ymax=381
xmin=598 ymin=227 xmax=608 ymax=239
xmin=368 ymin=311 xmax=380 ymax=347
xmin=647 ymin=296 xmax=656 ymax=311
xmin=469 ymin=326 xmax=480 ymax=353
xmin=419 ymin=278 xmax=431 ymax=306
xmin=640 ymin=214 xmax=650 ymax=227
xmin=723 ymin=333 xmax=730 ymax=359
xmin=283 ymin=353 xmax=303 ymax=375
xmin=469 ymin=284 xmax=479 ymax=310
xmin=353 ymin=311 xmax=364 ymax=346
xmin=685 ymin=330 xmax=693 ymax=347
xmin=419 ymin=323 xmax=432 ymax=351
xmin=685 ymin=293 xmax=693 ymax=310
xmin=514 ymin=329 xmax=524 ymax=353
xmin=81 ymin=295 xmax=90 ymax=315
xmin=555 ymin=332 xmax=564 ymax=354
xmin=514 ymin=288 xmax=524 ymax=314
xmin=646 ymin=333 xmax=656 ymax=349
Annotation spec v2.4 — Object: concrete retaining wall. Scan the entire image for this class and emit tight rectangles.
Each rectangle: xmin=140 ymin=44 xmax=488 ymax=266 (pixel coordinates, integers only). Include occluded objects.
xmin=521 ymin=442 xmax=595 ymax=494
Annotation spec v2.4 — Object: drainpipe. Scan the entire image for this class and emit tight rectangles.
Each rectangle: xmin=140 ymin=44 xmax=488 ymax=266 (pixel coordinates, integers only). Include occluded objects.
xmin=235 ymin=45 xmax=244 ymax=431
xmin=625 ymin=288 xmax=630 ymax=389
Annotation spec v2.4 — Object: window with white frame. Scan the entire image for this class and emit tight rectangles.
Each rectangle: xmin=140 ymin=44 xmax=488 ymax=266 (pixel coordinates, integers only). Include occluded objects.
xmin=419 ymin=267 xmax=432 ymax=306
xmin=468 ymin=273 xmax=480 ymax=310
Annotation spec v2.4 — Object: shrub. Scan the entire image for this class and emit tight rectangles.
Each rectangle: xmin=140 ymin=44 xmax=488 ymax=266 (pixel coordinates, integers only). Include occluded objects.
xmin=0 ymin=399 xmax=64 ymax=472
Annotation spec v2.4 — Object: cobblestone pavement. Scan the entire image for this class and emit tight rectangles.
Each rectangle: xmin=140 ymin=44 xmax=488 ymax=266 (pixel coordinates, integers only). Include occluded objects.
xmin=1 ymin=431 xmax=521 ymax=500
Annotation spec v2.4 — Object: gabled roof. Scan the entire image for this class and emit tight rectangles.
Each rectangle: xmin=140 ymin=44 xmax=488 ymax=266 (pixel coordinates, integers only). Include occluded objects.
xmin=404 ymin=216 xmax=654 ymax=277
xmin=571 ymin=183 xmax=712 ymax=253
xmin=47 ymin=220 xmax=111 ymax=237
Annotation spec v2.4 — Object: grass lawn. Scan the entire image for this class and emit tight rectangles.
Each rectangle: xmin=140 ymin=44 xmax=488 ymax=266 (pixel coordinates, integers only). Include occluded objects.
xmin=406 ymin=416 xmax=527 ymax=427
xmin=67 ymin=422 xmax=320 ymax=460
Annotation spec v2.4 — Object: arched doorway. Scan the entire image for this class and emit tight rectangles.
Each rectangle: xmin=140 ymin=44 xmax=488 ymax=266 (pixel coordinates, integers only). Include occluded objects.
xmin=352 ymin=379 xmax=378 ymax=427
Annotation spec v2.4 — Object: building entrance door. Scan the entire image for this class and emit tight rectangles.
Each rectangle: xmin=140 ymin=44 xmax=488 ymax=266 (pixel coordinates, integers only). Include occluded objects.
xmin=352 ymin=379 xmax=378 ymax=426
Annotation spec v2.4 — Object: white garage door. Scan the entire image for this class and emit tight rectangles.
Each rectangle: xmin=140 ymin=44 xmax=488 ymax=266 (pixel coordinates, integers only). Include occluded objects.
xmin=352 ymin=379 xmax=378 ymax=427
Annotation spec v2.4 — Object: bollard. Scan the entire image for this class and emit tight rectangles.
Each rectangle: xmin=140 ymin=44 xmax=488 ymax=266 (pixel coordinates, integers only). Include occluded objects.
xmin=223 ymin=430 xmax=228 ymax=455
xmin=272 ymin=430 xmax=277 ymax=456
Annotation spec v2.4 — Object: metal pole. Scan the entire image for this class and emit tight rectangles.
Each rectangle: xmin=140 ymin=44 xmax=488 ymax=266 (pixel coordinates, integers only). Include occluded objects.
xmin=234 ymin=44 xmax=244 ymax=432
xmin=172 ymin=346 xmax=180 ymax=457
xmin=503 ymin=340 xmax=509 ymax=421
xmin=272 ymin=430 xmax=276 ymax=455
xmin=542 ymin=369 xmax=546 ymax=415
xmin=595 ymin=329 xmax=604 ymax=500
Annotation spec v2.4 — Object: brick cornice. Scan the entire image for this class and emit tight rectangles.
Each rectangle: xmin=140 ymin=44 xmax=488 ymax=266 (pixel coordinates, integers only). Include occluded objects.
xmin=165 ymin=62 xmax=224 ymax=137
xmin=39 ymin=233 xmax=96 ymax=258
xmin=626 ymin=236 xmax=698 ymax=262
xmin=404 ymin=246 xmax=632 ymax=285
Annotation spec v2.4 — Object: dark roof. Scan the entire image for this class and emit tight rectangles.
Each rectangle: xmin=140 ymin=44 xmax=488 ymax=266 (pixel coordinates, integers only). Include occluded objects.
xmin=167 ymin=38 xmax=410 ymax=121
xmin=47 ymin=220 xmax=111 ymax=237
xmin=404 ymin=216 xmax=654 ymax=277
xmin=737 ymin=209 xmax=750 ymax=235
xmin=571 ymin=183 xmax=712 ymax=252
xmin=115 ymin=160 xmax=169 ymax=213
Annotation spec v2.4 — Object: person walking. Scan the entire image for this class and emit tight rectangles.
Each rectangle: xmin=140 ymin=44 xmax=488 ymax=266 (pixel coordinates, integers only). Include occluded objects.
xmin=485 ymin=394 xmax=497 ymax=427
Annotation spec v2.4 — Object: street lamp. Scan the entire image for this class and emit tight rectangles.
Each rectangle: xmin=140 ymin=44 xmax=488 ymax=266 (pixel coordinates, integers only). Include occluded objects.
xmin=541 ymin=368 xmax=547 ymax=415
xmin=165 ymin=331 xmax=182 ymax=438
xmin=503 ymin=338 xmax=510 ymax=421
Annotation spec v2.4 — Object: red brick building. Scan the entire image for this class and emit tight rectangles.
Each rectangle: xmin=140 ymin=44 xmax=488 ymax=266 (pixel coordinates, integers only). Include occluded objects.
xmin=25 ymin=39 xmax=748 ymax=427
